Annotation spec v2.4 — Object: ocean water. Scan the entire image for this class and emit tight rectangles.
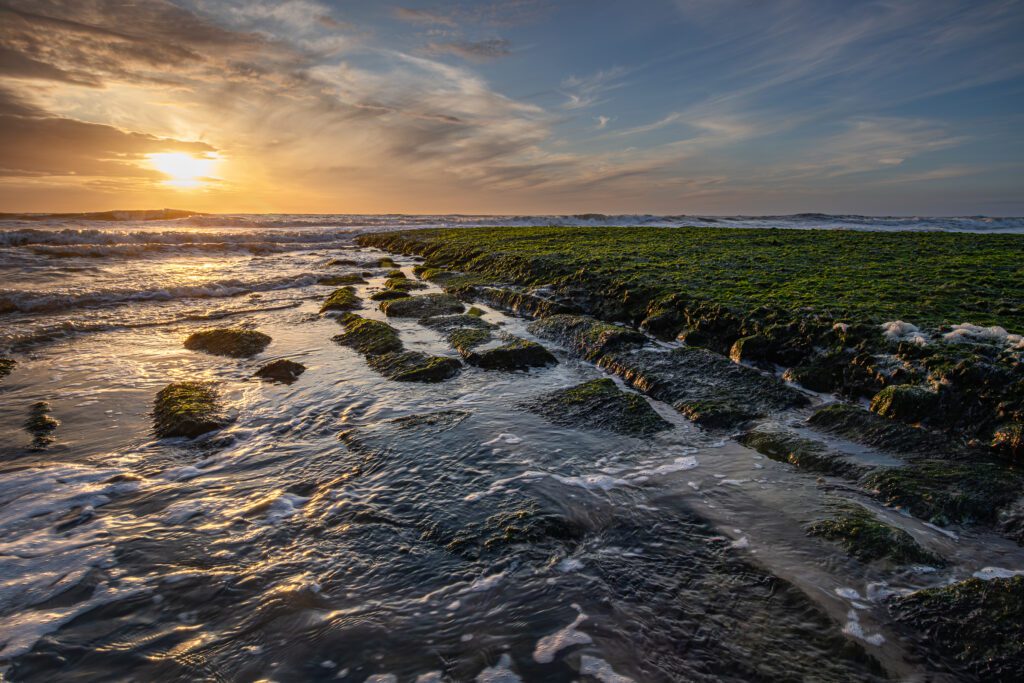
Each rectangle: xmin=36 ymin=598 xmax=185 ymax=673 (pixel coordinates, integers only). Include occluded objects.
xmin=1 ymin=214 xmax=1022 ymax=681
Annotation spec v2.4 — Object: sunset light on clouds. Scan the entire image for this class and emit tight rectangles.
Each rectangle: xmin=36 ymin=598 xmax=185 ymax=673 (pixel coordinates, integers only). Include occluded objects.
xmin=1 ymin=0 xmax=1022 ymax=214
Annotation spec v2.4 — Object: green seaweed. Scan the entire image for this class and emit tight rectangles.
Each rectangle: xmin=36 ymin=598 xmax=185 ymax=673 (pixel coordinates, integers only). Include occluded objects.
xmin=184 ymin=328 xmax=271 ymax=358
xmin=318 ymin=273 xmax=366 ymax=286
xmin=738 ymin=429 xmax=864 ymax=478
xmin=807 ymin=503 xmax=943 ymax=565
xmin=366 ymin=351 xmax=461 ymax=382
xmin=254 ymin=359 xmax=306 ymax=383
xmin=379 ymin=293 xmax=465 ymax=318
xmin=869 ymin=385 xmax=938 ymax=424
xmin=524 ymin=377 xmax=670 ymax=436
xmin=153 ymin=381 xmax=228 ymax=438
xmin=333 ymin=314 xmax=403 ymax=355
xmin=320 ymin=286 xmax=361 ymax=312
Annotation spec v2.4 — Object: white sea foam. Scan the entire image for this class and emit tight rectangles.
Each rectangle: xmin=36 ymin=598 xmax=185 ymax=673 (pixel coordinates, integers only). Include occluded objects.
xmin=476 ymin=654 xmax=522 ymax=682
xmin=482 ymin=433 xmax=523 ymax=446
xmin=973 ymin=566 xmax=1024 ymax=580
xmin=880 ymin=321 xmax=928 ymax=345
xmin=579 ymin=655 xmax=636 ymax=683
xmin=533 ymin=605 xmax=592 ymax=663
xmin=841 ymin=609 xmax=885 ymax=646
xmin=943 ymin=323 xmax=1023 ymax=348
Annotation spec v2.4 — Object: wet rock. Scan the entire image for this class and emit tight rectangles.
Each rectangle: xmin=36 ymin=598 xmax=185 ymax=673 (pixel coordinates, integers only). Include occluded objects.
xmin=738 ymin=429 xmax=865 ymax=478
xmin=184 ymin=328 xmax=272 ymax=358
xmin=869 ymin=385 xmax=938 ymax=424
xmin=333 ymin=313 xmax=403 ymax=355
xmin=889 ymin=576 xmax=1024 ymax=681
xmin=449 ymin=328 xmax=492 ymax=354
xmin=369 ymin=289 xmax=410 ymax=302
xmin=0 ymin=357 xmax=14 ymax=380
xmin=596 ymin=346 xmax=808 ymax=429
xmin=524 ymin=378 xmax=671 ymax=436
xmin=153 ymin=381 xmax=228 ymax=438
xmin=254 ymin=359 xmax=306 ymax=383
xmin=807 ymin=503 xmax=943 ymax=565
xmin=528 ymin=314 xmax=646 ymax=360
xmin=384 ymin=277 xmax=428 ymax=292
xmin=380 ymin=293 xmax=465 ymax=318
xmin=469 ymin=286 xmax=578 ymax=318
xmin=463 ymin=338 xmax=558 ymax=370
xmin=419 ymin=314 xmax=496 ymax=334
xmin=729 ymin=334 xmax=776 ymax=368
xmin=863 ymin=460 xmax=1024 ymax=525
xmin=467 ymin=306 xmax=486 ymax=317
xmin=324 ymin=257 xmax=359 ymax=267
xmin=320 ymin=286 xmax=361 ymax=313
xmin=376 ymin=256 xmax=397 ymax=268
xmin=385 ymin=269 xmax=405 ymax=278
xmin=23 ymin=401 xmax=59 ymax=448
xmin=429 ymin=502 xmax=586 ymax=560
xmin=783 ymin=362 xmax=838 ymax=393
xmin=366 ymin=351 xmax=461 ymax=382
xmin=808 ymin=404 xmax=954 ymax=457
xmin=388 ymin=409 xmax=470 ymax=432
xmin=318 ymin=273 xmax=366 ymax=286
xmin=992 ymin=423 xmax=1024 ymax=460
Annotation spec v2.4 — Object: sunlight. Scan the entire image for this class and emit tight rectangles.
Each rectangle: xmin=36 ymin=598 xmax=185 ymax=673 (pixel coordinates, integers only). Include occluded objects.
xmin=147 ymin=152 xmax=219 ymax=189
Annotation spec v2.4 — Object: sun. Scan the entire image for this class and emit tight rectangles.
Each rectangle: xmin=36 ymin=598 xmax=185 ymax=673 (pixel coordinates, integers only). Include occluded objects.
xmin=147 ymin=152 xmax=219 ymax=189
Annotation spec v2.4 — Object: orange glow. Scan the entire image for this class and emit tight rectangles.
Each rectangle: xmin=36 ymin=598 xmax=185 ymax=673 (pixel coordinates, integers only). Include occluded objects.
xmin=147 ymin=152 xmax=220 ymax=189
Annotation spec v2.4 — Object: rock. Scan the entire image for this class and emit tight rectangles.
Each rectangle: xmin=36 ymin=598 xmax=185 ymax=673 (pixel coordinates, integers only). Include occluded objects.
xmin=385 ymin=269 xmax=405 ymax=278
xmin=467 ymin=307 xmax=486 ymax=317
xmin=738 ymin=429 xmax=865 ymax=478
xmin=324 ymin=258 xmax=359 ymax=267
xmin=432 ymin=502 xmax=586 ymax=560
xmin=869 ymin=385 xmax=939 ymax=424
xmin=523 ymin=378 xmax=671 ymax=436
xmin=370 ymin=289 xmax=411 ymax=302
xmin=23 ymin=401 xmax=59 ymax=448
xmin=992 ymin=423 xmax=1024 ymax=460
xmin=388 ymin=409 xmax=471 ymax=431
xmin=333 ymin=313 xmax=403 ymax=355
xmin=808 ymin=403 xmax=954 ymax=457
xmin=184 ymin=328 xmax=272 ymax=358
xmin=889 ymin=576 xmax=1024 ymax=681
xmin=366 ymin=351 xmax=461 ymax=382
xmin=729 ymin=334 xmax=776 ymax=368
xmin=0 ymin=357 xmax=14 ymax=380
xmin=153 ymin=381 xmax=228 ymax=438
xmin=528 ymin=314 xmax=646 ymax=360
xmin=469 ymin=286 xmax=577 ymax=317
xmin=320 ymin=286 xmax=361 ymax=313
xmin=863 ymin=460 xmax=1024 ymax=526
xmin=419 ymin=314 xmax=496 ymax=334
xmin=318 ymin=273 xmax=366 ymax=286
xmin=783 ymin=362 xmax=837 ymax=393
xmin=376 ymin=256 xmax=397 ymax=268
xmin=380 ymin=293 xmax=464 ymax=318
xmin=254 ymin=359 xmax=306 ymax=383
xmin=463 ymin=338 xmax=558 ymax=370
xmin=676 ymin=400 xmax=755 ymax=428
xmin=807 ymin=503 xmax=943 ymax=565
xmin=449 ymin=328 xmax=492 ymax=354
xmin=385 ymin=277 xmax=428 ymax=292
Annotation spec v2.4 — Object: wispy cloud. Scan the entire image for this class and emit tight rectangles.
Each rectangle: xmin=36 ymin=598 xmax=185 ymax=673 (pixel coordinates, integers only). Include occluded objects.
xmin=426 ymin=38 xmax=512 ymax=62
xmin=559 ymin=67 xmax=628 ymax=110
xmin=392 ymin=7 xmax=458 ymax=28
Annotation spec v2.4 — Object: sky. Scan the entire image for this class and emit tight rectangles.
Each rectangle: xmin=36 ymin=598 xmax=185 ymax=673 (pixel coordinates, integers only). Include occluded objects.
xmin=0 ymin=0 xmax=1022 ymax=215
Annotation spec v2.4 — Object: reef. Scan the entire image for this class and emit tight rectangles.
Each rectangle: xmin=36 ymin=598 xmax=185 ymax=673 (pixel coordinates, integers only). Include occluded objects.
xmin=152 ymin=381 xmax=229 ymax=438
xmin=366 ymin=351 xmax=462 ymax=382
xmin=183 ymin=328 xmax=272 ymax=358
xmin=318 ymin=273 xmax=366 ymax=286
xmin=525 ymin=378 xmax=671 ymax=436
xmin=463 ymin=338 xmax=558 ymax=370
xmin=738 ymin=429 xmax=865 ymax=478
xmin=253 ymin=359 xmax=306 ymax=383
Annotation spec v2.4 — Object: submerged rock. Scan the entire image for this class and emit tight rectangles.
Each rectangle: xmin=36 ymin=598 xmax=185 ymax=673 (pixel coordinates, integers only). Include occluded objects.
xmin=738 ymin=429 xmax=864 ymax=478
xmin=388 ymin=409 xmax=471 ymax=431
xmin=370 ymin=289 xmax=411 ymax=302
xmin=869 ymin=385 xmax=938 ymax=424
xmin=184 ymin=328 xmax=272 ymax=358
xmin=23 ymin=401 xmax=59 ymax=448
xmin=469 ymin=286 xmax=577 ymax=318
xmin=463 ymin=338 xmax=558 ymax=370
xmin=320 ymin=286 xmax=361 ymax=313
xmin=254 ymin=359 xmax=306 ymax=383
xmin=528 ymin=314 xmax=646 ymax=360
xmin=153 ymin=381 xmax=228 ymax=438
xmin=808 ymin=403 xmax=953 ymax=456
xmin=434 ymin=502 xmax=586 ymax=560
xmin=333 ymin=313 xmax=403 ymax=355
xmin=807 ymin=503 xmax=942 ymax=565
xmin=318 ymin=273 xmax=366 ymax=286
xmin=889 ymin=576 xmax=1024 ymax=681
xmin=366 ymin=351 xmax=461 ymax=382
xmin=992 ymin=423 xmax=1024 ymax=460
xmin=524 ymin=378 xmax=671 ymax=436
xmin=0 ymin=357 xmax=14 ymax=380
xmin=380 ymin=293 xmax=464 ymax=318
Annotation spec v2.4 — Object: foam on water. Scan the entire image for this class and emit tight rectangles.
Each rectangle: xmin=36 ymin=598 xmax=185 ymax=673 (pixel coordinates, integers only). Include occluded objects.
xmin=532 ymin=605 xmax=592 ymax=664
xmin=579 ymin=655 xmax=636 ymax=683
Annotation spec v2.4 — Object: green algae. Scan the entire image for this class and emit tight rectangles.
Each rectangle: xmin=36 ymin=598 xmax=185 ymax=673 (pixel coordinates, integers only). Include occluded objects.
xmin=333 ymin=314 xmax=403 ymax=355
xmin=321 ymin=286 xmax=361 ymax=313
xmin=467 ymin=306 xmax=486 ymax=317
xmin=385 ymin=269 xmax=405 ymax=278
xmin=184 ymin=328 xmax=272 ymax=358
xmin=153 ymin=381 xmax=228 ymax=438
xmin=528 ymin=314 xmax=646 ymax=360
xmin=370 ymin=289 xmax=411 ymax=301
xmin=448 ymin=327 xmax=491 ymax=354
xmin=366 ymin=351 xmax=461 ymax=382
xmin=463 ymin=338 xmax=558 ymax=370
xmin=524 ymin=377 xmax=671 ymax=436
xmin=379 ymin=293 xmax=465 ymax=318
xmin=738 ymin=429 xmax=864 ymax=478
xmin=807 ymin=502 xmax=943 ymax=565
xmin=869 ymin=385 xmax=938 ymax=424
xmin=318 ymin=273 xmax=366 ymax=286
xmin=384 ymin=277 xmax=427 ymax=291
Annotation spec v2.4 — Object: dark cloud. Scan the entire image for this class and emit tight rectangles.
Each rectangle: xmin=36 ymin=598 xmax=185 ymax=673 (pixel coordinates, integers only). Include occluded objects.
xmin=426 ymin=38 xmax=512 ymax=61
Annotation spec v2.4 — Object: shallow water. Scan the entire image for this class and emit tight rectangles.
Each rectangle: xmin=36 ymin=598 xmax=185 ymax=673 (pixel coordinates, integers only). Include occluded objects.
xmin=1 ymin=219 xmax=1023 ymax=681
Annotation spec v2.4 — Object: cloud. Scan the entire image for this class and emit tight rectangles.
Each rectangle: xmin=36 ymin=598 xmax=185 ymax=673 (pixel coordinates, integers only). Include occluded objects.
xmin=392 ymin=7 xmax=458 ymax=28
xmin=559 ymin=67 xmax=628 ymax=110
xmin=425 ymin=38 xmax=512 ymax=61
xmin=594 ymin=115 xmax=611 ymax=130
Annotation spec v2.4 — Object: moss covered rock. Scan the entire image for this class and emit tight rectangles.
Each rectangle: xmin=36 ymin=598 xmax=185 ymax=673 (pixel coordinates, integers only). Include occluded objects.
xmin=0 ymin=357 xmax=15 ymax=380
xmin=24 ymin=401 xmax=59 ymax=449
xmin=739 ymin=429 xmax=864 ymax=477
xmin=869 ymin=385 xmax=939 ymax=424
xmin=320 ymin=286 xmax=361 ymax=313
xmin=528 ymin=314 xmax=646 ymax=360
xmin=385 ymin=269 xmax=405 ymax=278
xmin=467 ymin=306 xmax=486 ymax=317
xmin=376 ymin=256 xmax=397 ymax=268
xmin=807 ymin=504 xmax=942 ymax=564
xmin=449 ymin=328 xmax=492 ymax=354
xmin=992 ymin=423 xmax=1024 ymax=460
xmin=808 ymin=403 xmax=953 ymax=456
xmin=153 ymin=381 xmax=228 ymax=438
xmin=366 ymin=351 xmax=461 ymax=382
xmin=380 ymin=293 xmax=464 ymax=318
xmin=420 ymin=314 xmax=495 ymax=334
xmin=384 ymin=276 xmax=427 ymax=292
xmin=254 ymin=359 xmax=306 ymax=383
xmin=184 ymin=328 xmax=271 ymax=358
xmin=333 ymin=314 xmax=403 ymax=355
xmin=524 ymin=378 xmax=670 ymax=436
xmin=676 ymin=400 xmax=755 ymax=428
xmin=783 ymin=362 xmax=838 ymax=393
xmin=729 ymin=334 xmax=776 ymax=367
xmin=318 ymin=273 xmax=366 ymax=286
xmin=463 ymin=338 xmax=558 ymax=370
xmin=889 ymin=576 xmax=1024 ymax=681
xmin=370 ymin=289 xmax=411 ymax=302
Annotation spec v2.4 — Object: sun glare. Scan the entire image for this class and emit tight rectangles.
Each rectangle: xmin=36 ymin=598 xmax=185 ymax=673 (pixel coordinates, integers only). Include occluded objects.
xmin=147 ymin=152 xmax=219 ymax=189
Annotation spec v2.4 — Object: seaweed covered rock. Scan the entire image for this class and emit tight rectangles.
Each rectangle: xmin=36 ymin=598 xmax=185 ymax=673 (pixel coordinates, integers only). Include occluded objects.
xmin=869 ymin=385 xmax=938 ymax=424
xmin=384 ymin=277 xmax=427 ymax=292
xmin=380 ymin=293 xmax=464 ymax=318
xmin=375 ymin=256 xmax=397 ymax=268
xmin=738 ymin=429 xmax=864 ymax=478
xmin=889 ymin=576 xmax=1024 ymax=681
xmin=528 ymin=314 xmax=646 ymax=360
xmin=385 ymin=269 xmax=405 ymax=278
xmin=449 ymin=328 xmax=492 ymax=354
xmin=431 ymin=502 xmax=586 ymax=560
xmin=388 ymin=409 xmax=471 ymax=432
xmin=467 ymin=306 xmax=486 ymax=317
xmin=367 ymin=351 xmax=461 ymax=382
xmin=783 ymin=362 xmax=838 ymax=393
xmin=153 ymin=381 xmax=228 ymax=438
xmin=0 ymin=357 xmax=15 ymax=380
xmin=370 ymin=289 xmax=410 ymax=302
xmin=24 ymin=401 xmax=59 ymax=449
xmin=419 ymin=314 xmax=496 ymax=334
xmin=729 ymin=334 xmax=776 ymax=368
xmin=469 ymin=286 xmax=577 ymax=318
xmin=318 ymin=273 xmax=366 ymax=286
xmin=254 ymin=359 xmax=306 ymax=383
xmin=808 ymin=403 xmax=954 ymax=457
xmin=333 ymin=314 xmax=403 ymax=355
xmin=463 ymin=338 xmax=558 ymax=371
xmin=807 ymin=503 xmax=942 ymax=565
xmin=992 ymin=423 xmax=1024 ymax=460
xmin=184 ymin=328 xmax=271 ymax=358
xmin=320 ymin=286 xmax=361 ymax=313
xmin=863 ymin=460 xmax=1024 ymax=525
xmin=524 ymin=378 xmax=670 ymax=436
